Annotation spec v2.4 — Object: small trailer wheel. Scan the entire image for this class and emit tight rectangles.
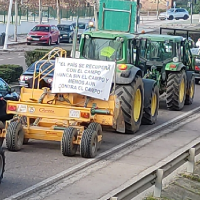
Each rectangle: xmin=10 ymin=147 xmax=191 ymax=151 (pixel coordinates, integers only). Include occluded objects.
xmin=6 ymin=121 xmax=24 ymax=151
xmin=80 ymin=129 xmax=98 ymax=158
xmin=88 ymin=123 xmax=102 ymax=150
xmin=61 ymin=127 xmax=78 ymax=156
xmin=0 ymin=147 xmax=5 ymax=183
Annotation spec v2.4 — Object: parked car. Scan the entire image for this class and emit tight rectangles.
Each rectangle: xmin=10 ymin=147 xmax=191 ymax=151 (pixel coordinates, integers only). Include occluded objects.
xmin=19 ymin=60 xmax=55 ymax=88
xmin=72 ymin=22 xmax=88 ymax=42
xmin=57 ymin=24 xmax=74 ymax=43
xmin=159 ymin=8 xmax=189 ymax=20
xmin=27 ymin=25 xmax=60 ymax=46
xmin=0 ymin=78 xmax=19 ymax=122
xmin=194 ymin=57 xmax=200 ymax=84
xmin=190 ymin=48 xmax=200 ymax=84
xmin=72 ymin=21 xmax=95 ymax=42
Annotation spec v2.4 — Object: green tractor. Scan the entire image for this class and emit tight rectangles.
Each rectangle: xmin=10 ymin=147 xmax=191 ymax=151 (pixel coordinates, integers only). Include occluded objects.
xmin=78 ymin=0 xmax=159 ymax=133
xmin=136 ymin=34 xmax=195 ymax=110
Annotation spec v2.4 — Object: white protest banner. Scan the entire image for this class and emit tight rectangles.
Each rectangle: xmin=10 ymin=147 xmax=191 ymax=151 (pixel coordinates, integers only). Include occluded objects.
xmin=52 ymin=57 xmax=115 ymax=101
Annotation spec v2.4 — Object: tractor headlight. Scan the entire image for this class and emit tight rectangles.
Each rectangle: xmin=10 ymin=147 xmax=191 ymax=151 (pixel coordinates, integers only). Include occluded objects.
xmin=173 ymin=57 xmax=179 ymax=62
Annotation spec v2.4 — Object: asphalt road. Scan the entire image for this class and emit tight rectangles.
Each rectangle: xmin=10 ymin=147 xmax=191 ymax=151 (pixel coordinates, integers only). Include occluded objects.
xmin=0 ymin=85 xmax=200 ymax=199
xmin=0 ymin=17 xmax=200 ymax=199
xmin=0 ymin=43 xmax=73 ymax=70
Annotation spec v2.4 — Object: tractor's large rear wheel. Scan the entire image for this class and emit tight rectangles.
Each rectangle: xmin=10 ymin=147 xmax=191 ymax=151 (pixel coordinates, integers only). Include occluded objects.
xmin=166 ymin=70 xmax=187 ymax=110
xmin=142 ymin=84 xmax=159 ymax=125
xmin=0 ymin=147 xmax=5 ymax=183
xmin=185 ymin=75 xmax=195 ymax=105
xmin=115 ymin=76 xmax=144 ymax=133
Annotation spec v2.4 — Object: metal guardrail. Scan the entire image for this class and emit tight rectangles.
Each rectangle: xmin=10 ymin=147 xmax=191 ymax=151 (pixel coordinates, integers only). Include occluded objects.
xmin=104 ymin=142 xmax=200 ymax=200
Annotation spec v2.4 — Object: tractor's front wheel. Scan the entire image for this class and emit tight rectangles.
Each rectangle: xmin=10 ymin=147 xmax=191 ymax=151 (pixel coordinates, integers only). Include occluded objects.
xmin=0 ymin=147 xmax=5 ymax=183
xmin=142 ymin=84 xmax=159 ymax=125
xmin=185 ymin=75 xmax=195 ymax=105
xmin=115 ymin=76 xmax=144 ymax=133
xmin=6 ymin=121 xmax=24 ymax=151
xmin=166 ymin=70 xmax=187 ymax=110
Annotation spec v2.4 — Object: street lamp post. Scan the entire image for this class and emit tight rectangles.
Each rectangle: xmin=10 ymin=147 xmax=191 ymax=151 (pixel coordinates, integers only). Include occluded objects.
xmin=3 ymin=0 xmax=13 ymax=50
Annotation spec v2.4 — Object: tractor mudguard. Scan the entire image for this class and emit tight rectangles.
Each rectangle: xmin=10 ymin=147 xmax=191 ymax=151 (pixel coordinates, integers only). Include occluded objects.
xmin=142 ymin=79 xmax=157 ymax=108
xmin=165 ymin=62 xmax=186 ymax=72
xmin=186 ymin=71 xmax=195 ymax=88
xmin=116 ymin=67 xmax=142 ymax=85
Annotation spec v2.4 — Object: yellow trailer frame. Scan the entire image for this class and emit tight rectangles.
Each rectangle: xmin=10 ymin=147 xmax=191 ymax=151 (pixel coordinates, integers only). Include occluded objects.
xmin=0 ymin=48 xmax=125 ymax=158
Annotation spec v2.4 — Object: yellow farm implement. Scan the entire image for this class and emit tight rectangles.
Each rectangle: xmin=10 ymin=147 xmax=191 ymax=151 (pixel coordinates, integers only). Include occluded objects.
xmin=0 ymin=48 xmax=124 ymax=158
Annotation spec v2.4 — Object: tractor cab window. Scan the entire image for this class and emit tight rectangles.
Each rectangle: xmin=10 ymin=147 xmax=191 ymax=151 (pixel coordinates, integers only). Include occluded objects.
xmin=145 ymin=41 xmax=174 ymax=61
xmin=82 ymin=37 xmax=123 ymax=61
xmin=182 ymin=40 xmax=193 ymax=66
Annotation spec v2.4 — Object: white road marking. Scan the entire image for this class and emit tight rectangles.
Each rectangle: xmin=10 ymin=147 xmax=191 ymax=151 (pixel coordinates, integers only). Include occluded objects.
xmin=8 ymin=58 xmax=14 ymax=59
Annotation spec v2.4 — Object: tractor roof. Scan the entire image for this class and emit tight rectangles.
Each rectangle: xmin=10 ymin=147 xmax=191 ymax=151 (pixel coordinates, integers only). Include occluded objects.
xmin=83 ymin=30 xmax=135 ymax=39
xmin=137 ymin=34 xmax=184 ymax=42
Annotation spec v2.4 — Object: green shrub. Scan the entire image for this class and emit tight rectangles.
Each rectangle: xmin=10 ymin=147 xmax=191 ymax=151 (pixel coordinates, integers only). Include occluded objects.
xmin=0 ymin=64 xmax=23 ymax=82
xmin=24 ymin=48 xmax=71 ymax=67
xmin=0 ymin=68 xmax=15 ymax=83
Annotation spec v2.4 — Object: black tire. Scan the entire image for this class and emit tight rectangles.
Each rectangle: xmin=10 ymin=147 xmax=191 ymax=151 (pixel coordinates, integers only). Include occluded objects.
xmin=27 ymin=42 xmax=31 ymax=45
xmin=0 ymin=147 xmax=5 ymax=183
xmin=185 ymin=75 xmax=195 ymax=105
xmin=166 ymin=70 xmax=187 ymax=111
xmin=142 ymin=85 xmax=159 ymax=125
xmin=80 ymin=129 xmax=98 ymax=158
xmin=183 ymin=15 xmax=188 ymax=20
xmin=88 ymin=123 xmax=102 ymax=150
xmin=195 ymin=79 xmax=199 ymax=84
xmin=115 ymin=76 xmax=144 ymax=134
xmin=48 ymin=37 xmax=51 ymax=46
xmin=168 ymin=15 xmax=174 ymax=20
xmin=6 ymin=121 xmax=24 ymax=151
xmin=61 ymin=127 xmax=78 ymax=157
xmin=0 ymin=121 xmax=5 ymax=147
xmin=56 ymin=36 xmax=60 ymax=44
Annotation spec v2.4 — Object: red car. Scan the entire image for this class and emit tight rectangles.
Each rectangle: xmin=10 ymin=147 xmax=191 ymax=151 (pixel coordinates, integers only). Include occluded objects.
xmin=27 ymin=24 xmax=60 ymax=46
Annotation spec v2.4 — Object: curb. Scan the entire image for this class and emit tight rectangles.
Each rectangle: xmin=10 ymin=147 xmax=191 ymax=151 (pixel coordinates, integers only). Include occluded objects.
xmin=8 ymin=41 xmax=27 ymax=46
xmin=0 ymin=48 xmax=25 ymax=52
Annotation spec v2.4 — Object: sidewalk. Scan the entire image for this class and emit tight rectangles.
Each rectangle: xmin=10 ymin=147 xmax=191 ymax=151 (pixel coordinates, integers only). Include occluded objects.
xmin=19 ymin=113 xmax=200 ymax=200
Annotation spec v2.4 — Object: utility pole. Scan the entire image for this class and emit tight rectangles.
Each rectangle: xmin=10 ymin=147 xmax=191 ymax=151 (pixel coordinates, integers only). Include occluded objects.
xmin=39 ymin=0 xmax=42 ymax=24
xmin=3 ymin=0 xmax=13 ymax=50
xmin=57 ymin=0 xmax=61 ymax=24
xmin=191 ymin=0 xmax=193 ymax=24
xmin=94 ymin=0 xmax=98 ymax=31
xmin=14 ymin=0 xmax=18 ymax=42
xmin=156 ymin=0 xmax=159 ymax=19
